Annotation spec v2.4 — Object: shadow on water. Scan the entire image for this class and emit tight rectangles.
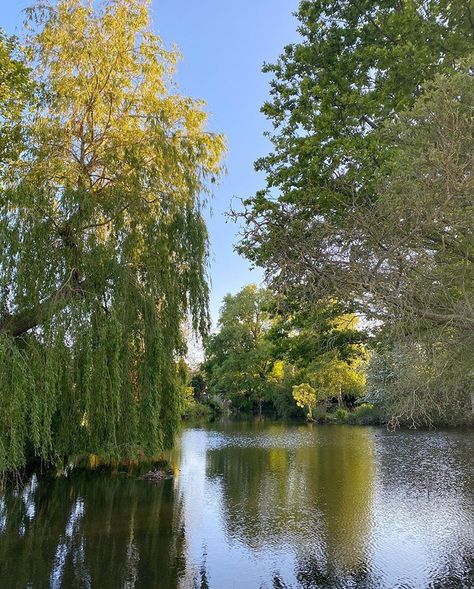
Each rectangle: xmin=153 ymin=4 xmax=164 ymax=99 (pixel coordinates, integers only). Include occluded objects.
xmin=0 ymin=423 xmax=473 ymax=588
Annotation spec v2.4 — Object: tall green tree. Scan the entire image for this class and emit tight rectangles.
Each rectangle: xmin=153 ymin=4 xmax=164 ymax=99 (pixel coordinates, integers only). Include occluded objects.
xmin=323 ymin=66 xmax=474 ymax=425
xmin=205 ymin=285 xmax=275 ymax=415
xmin=236 ymin=1 xmax=474 ymax=425
xmin=0 ymin=0 xmax=225 ymax=471
xmin=237 ymin=0 xmax=473 ymax=304
xmin=205 ymin=286 xmax=368 ymax=416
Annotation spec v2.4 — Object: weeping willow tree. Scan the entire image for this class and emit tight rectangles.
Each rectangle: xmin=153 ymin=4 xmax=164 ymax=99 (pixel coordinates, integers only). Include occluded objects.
xmin=0 ymin=0 xmax=225 ymax=471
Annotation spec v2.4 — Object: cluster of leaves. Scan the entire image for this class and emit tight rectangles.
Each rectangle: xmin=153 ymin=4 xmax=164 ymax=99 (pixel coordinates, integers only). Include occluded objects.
xmin=204 ymin=285 xmax=275 ymax=415
xmin=0 ymin=0 xmax=225 ymax=471
xmin=0 ymin=30 xmax=33 ymax=166
xmin=292 ymin=383 xmax=317 ymax=419
xmin=204 ymin=285 xmax=367 ymax=417
xmin=236 ymin=1 xmax=474 ymax=426
xmin=344 ymin=404 xmax=381 ymax=426
xmin=176 ymin=361 xmax=221 ymax=421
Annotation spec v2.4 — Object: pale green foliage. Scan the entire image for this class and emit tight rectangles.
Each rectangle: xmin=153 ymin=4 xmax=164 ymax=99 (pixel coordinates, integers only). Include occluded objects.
xmin=360 ymin=63 xmax=474 ymax=426
xmin=282 ymin=309 xmax=368 ymax=407
xmin=368 ymin=337 xmax=473 ymax=427
xmin=310 ymin=353 xmax=367 ymax=403
xmin=292 ymin=383 xmax=317 ymax=419
xmin=181 ymin=386 xmax=195 ymax=413
xmin=0 ymin=0 xmax=225 ymax=470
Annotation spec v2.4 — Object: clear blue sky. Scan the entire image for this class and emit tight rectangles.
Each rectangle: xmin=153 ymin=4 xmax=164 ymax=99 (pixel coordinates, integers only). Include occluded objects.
xmin=2 ymin=0 xmax=300 ymax=325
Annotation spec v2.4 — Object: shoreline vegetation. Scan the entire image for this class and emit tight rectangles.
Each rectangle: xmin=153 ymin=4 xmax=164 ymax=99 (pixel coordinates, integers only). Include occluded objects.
xmin=183 ymin=402 xmax=474 ymax=429
xmin=195 ymin=284 xmax=474 ymax=431
xmin=3 ymin=411 xmax=472 ymax=487
xmin=1 ymin=406 xmax=472 ymax=485
xmin=0 ymin=453 xmax=176 ymax=488
xmin=0 ymin=0 xmax=473 ymax=476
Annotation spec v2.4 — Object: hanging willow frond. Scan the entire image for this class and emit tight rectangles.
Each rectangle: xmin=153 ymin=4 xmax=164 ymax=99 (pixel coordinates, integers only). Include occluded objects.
xmin=0 ymin=0 xmax=225 ymax=471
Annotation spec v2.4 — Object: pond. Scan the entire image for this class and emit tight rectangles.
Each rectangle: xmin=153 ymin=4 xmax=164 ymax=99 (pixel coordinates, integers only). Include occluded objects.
xmin=0 ymin=422 xmax=473 ymax=588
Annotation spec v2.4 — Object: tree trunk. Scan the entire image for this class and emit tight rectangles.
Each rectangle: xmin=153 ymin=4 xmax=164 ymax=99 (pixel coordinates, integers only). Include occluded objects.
xmin=0 ymin=278 xmax=89 ymax=337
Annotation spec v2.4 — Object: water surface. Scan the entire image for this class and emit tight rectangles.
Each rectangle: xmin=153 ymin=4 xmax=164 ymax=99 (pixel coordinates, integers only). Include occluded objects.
xmin=0 ymin=422 xmax=473 ymax=588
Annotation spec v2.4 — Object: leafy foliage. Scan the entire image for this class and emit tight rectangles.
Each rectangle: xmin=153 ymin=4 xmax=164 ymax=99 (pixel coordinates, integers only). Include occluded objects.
xmin=204 ymin=285 xmax=368 ymax=417
xmin=345 ymin=404 xmax=380 ymax=425
xmin=242 ymin=0 xmax=473 ymax=224
xmin=310 ymin=353 xmax=367 ymax=405
xmin=0 ymin=0 xmax=225 ymax=471
xmin=204 ymin=285 xmax=275 ymax=414
xmin=235 ymin=1 xmax=474 ymax=426
xmin=292 ymin=383 xmax=317 ymax=419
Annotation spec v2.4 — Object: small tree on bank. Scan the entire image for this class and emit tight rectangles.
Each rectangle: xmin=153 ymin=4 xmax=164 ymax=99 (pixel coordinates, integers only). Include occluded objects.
xmin=292 ymin=383 xmax=317 ymax=421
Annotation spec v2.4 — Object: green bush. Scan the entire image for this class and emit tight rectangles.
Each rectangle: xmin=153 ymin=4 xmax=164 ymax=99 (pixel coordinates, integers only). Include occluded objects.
xmin=346 ymin=403 xmax=381 ymax=425
xmin=208 ymin=396 xmax=228 ymax=418
xmin=182 ymin=401 xmax=212 ymax=421
xmin=335 ymin=408 xmax=349 ymax=421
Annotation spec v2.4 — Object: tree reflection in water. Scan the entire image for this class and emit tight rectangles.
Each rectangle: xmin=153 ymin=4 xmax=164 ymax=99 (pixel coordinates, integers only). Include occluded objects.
xmin=0 ymin=468 xmax=187 ymax=588
xmin=205 ymin=423 xmax=376 ymax=586
xmin=0 ymin=424 xmax=473 ymax=589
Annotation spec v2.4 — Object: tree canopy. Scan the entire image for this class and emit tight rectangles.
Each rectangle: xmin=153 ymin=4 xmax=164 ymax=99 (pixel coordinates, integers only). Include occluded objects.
xmin=244 ymin=0 xmax=473 ymax=219
xmin=236 ymin=1 xmax=474 ymax=426
xmin=204 ymin=285 xmax=367 ymax=418
xmin=204 ymin=285 xmax=275 ymax=415
xmin=0 ymin=0 xmax=225 ymax=471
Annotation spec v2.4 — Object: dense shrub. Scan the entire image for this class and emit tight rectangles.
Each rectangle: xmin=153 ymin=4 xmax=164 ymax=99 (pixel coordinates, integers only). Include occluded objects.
xmin=345 ymin=404 xmax=381 ymax=425
xmin=335 ymin=408 xmax=349 ymax=421
xmin=182 ymin=402 xmax=212 ymax=422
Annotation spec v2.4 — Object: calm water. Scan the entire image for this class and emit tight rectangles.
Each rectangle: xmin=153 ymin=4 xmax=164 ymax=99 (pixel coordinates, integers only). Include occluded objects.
xmin=0 ymin=423 xmax=473 ymax=588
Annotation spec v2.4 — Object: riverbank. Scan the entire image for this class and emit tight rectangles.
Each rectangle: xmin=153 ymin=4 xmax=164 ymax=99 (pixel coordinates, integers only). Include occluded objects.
xmin=183 ymin=398 xmax=474 ymax=429
xmin=0 ymin=454 xmax=176 ymax=489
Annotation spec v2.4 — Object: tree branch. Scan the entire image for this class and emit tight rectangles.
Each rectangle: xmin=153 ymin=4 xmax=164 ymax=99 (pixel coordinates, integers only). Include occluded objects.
xmin=0 ymin=277 xmax=90 ymax=337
